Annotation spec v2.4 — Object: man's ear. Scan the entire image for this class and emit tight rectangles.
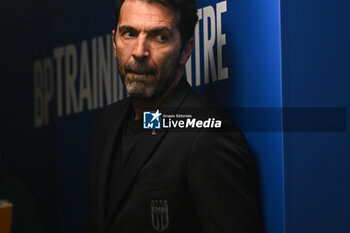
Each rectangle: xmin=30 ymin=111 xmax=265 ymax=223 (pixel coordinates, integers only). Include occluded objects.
xmin=179 ymin=37 xmax=194 ymax=66
xmin=112 ymin=29 xmax=117 ymax=58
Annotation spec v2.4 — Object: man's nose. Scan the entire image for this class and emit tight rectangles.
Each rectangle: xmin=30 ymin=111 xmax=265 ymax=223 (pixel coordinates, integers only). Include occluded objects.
xmin=132 ymin=36 xmax=150 ymax=60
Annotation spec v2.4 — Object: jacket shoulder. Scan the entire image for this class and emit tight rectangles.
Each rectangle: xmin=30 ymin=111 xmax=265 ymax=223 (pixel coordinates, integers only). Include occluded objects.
xmin=90 ymin=97 xmax=131 ymax=147
xmin=181 ymin=89 xmax=240 ymax=129
xmin=95 ymin=98 xmax=131 ymax=123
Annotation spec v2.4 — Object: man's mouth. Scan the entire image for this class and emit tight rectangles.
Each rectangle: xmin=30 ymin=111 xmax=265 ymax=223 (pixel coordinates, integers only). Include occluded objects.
xmin=126 ymin=73 xmax=153 ymax=83
xmin=125 ymin=64 xmax=157 ymax=75
xmin=128 ymin=71 xmax=154 ymax=75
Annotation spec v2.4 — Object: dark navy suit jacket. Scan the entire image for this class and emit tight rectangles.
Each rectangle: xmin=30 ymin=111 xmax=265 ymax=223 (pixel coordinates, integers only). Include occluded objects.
xmin=86 ymin=78 xmax=263 ymax=233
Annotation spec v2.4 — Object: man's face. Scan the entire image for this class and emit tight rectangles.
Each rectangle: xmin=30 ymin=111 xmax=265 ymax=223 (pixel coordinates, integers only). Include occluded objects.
xmin=113 ymin=0 xmax=186 ymax=99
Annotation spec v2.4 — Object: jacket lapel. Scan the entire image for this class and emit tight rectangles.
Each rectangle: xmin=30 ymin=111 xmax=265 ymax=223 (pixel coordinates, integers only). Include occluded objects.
xmin=97 ymin=98 xmax=132 ymax=229
xmin=103 ymin=78 xmax=193 ymax=232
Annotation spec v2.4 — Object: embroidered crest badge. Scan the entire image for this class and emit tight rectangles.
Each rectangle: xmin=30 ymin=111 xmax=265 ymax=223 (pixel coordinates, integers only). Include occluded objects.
xmin=151 ymin=199 xmax=169 ymax=232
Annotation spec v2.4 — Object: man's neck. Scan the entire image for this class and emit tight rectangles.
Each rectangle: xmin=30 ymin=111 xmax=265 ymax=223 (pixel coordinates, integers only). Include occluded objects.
xmin=132 ymin=70 xmax=183 ymax=120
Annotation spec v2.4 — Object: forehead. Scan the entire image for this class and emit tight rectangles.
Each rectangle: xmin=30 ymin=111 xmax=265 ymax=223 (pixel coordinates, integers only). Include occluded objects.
xmin=118 ymin=0 xmax=178 ymax=30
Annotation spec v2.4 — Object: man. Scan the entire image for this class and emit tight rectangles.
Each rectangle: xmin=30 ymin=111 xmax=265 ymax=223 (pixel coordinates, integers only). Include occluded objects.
xmin=86 ymin=0 xmax=263 ymax=232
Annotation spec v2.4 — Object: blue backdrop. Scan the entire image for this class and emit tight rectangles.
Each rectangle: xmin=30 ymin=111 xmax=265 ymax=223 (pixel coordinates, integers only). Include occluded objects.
xmin=281 ymin=1 xmax=350 ymax=233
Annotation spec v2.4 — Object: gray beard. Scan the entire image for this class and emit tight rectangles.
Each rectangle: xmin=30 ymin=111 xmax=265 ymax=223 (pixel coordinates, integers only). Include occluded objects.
xmin=118 ymin=61 xmax=180 ymax=100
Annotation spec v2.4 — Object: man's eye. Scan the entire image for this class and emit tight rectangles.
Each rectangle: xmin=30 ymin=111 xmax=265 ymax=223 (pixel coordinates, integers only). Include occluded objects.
xmin=156 ymin=34 xmax=168 ymax=42
xmin=123 ymin=31 xmax=136 ymax=38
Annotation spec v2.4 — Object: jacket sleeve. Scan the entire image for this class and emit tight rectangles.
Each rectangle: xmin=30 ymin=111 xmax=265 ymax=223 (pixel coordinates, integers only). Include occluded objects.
xmin=187 ymin=123 xmax=264 ymax=233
